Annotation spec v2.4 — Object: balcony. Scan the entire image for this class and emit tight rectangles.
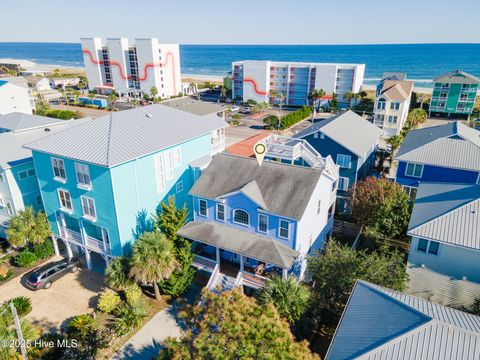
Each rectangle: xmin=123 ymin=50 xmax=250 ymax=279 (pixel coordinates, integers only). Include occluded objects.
xmin=59 ymin=226 xmax=111 ymax=255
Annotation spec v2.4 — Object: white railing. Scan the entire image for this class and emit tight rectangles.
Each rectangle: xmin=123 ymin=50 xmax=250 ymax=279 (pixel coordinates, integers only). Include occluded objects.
xmin=211 ymin=140 xmax=225 ymax=155
xmin=206 ymin=264 xmax=220 ymax=290
xmin=193 ymin=254 xmax=217 ymax=272
xmin=234 ymin=271 xmax=244 ymax=288
xmin=62 ymin=228 xmax=82 ymax=244
xmin=85 ymin=235 xmax=110 ymax=254
xmin=242 ymin=271 xmax=269 ymax=289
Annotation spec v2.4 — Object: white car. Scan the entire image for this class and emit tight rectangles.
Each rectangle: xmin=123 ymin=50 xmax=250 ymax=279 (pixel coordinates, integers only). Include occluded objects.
xmin=230 ymin=106 xmax=240 ymax=112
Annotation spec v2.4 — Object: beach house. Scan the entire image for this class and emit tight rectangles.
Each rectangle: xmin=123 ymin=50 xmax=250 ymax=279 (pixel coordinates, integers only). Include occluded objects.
xmin=0 ymin=78 xmax=34 ymax=115
xmin=326 ymin=280 xmax=480 ymax=360
xmin=293 ymin=111 xmax=382 ymax=212
xmin=178 ymin=152 xmax=338 ymax=292
xmin=406 ymin=182 xmax=480 ymax=307
xmin=429 ymin=70 xmax=480 ymax=118
xmin=394 ymin=122 xmax=480 ymax=199
xmin=373 ymin=75 xmax=413 ymax=137
xmin=0 ymin=113 xmax=90 ymax=237
xmin=25 ymin=105 xmax=226 ymax=269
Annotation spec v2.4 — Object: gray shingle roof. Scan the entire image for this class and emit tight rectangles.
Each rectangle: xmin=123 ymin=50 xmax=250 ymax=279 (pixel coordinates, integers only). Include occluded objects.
xmin=161 ymin=98 xmax=226 ymax=116
xmin=407 ymin=182 xmax=480 ymax=250
xmin=189 ymin=153 xmax=322 ymax=220
xmin=0 ymin=118 xmax=92 ymax=169
xmin=294 ymin=111 xmax=382 ymax=157
xmin=25 ymin=104 xmax=227 ymax=167
xmin=0 ymin=112 xmax=64 ymax=133
xmin=327 ymin=280 xmax=480 ymax=360
xmin=434 ymin=70 xmax=480 ymax=85
xmin=395 ymin=122 xmax=480 ymax=171
xmin=178 ymin=221 xmax=299 ymax=268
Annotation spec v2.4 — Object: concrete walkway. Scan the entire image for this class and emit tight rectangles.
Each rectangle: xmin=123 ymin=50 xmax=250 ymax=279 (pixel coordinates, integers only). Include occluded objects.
xmin=112 ymin=284 xmax=200 ymax=360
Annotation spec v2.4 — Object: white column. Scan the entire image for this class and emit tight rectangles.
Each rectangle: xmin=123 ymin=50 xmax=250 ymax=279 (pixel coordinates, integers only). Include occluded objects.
xmin=216 ymin=247 xmax=220 ymax=264
xmin=65 ymin=241 xmax=73 ymax=259
xmin=51 ymin=235 xmax=60 ymax=256
xmin=282 ymin=268 xmax=288 ymax=280
xmin=240 ymin=255 xmax=244 ymax=272
xmin=84 ymin=249 xmax=92 ymax=270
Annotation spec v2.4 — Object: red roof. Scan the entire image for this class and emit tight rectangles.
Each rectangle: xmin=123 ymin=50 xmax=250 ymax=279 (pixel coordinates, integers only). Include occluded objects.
xmin=226 ymin=132 xmax=270 ymax=158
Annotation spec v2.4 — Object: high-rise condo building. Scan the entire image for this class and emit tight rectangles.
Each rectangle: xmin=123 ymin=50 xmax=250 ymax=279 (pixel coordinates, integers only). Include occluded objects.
xmin=231 ymin=60 xmax=365 ymax=106
xmin=80 ymin=38 xmax=181 ymax=98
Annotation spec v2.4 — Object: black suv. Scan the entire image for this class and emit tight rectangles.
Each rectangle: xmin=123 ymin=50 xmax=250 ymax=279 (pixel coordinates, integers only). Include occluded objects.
xmin=25 ymin=257 xmax=80 ymax=290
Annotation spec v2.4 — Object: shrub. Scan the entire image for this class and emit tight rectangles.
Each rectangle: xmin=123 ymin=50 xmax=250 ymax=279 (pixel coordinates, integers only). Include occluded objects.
xmin=279 ymin=106 xmax=311 ymax=129
xmin=263 ymin=115 xmax=279 ymax=130
xmin=66 ymin=314 xmax=95 ymax=339
xmin=14 ymin=250 xmax=37 ymax=267
xmin=230 ymin=120 xmax=240 ymax=126
xmin=46 ymin=109 xmax=79 ymax=120
xmin=4 ymin=296 xmax=32 ymax=317
xmin=97 ymin=290 xmax=121 ymax=313
xmin=124 ymin=283 xmax=143 ymax=305
xmin=32 ymin=240 xmax=54 ymax=259
xmin=113 ymin=303 xmax=147 ymax=336
xmin=0 ymin=267 xmax=13 ymax=282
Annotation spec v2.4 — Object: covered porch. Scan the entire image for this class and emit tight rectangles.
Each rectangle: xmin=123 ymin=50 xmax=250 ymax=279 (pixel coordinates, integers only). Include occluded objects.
xmin=178 ymin=221 xmax=299 ymax=293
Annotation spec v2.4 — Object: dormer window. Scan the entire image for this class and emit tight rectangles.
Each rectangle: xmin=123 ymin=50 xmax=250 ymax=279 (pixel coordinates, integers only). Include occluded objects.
xmin=233 ymin=209 xmax=249 ymax=226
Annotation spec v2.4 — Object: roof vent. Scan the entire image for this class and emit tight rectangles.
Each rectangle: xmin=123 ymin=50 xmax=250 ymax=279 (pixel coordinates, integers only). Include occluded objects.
xmin=146 ymin=113 xmax=153 ymax=118
xmin=44 ymin=128 xmax=50 ymax=132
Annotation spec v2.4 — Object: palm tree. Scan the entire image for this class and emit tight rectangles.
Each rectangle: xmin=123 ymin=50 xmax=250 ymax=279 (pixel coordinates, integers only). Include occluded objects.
xmin=406 ymin=108 xmax=428 ymax=129
xmin=129 ymin=232 xmax=177 ymax=300
xmin=308 ymin=88 xmax=326 ymax=114
xmin=108 ymin=92 xmax=118 ymax=110
xmin=358 ymin=90 xmax=368 ymax=101
xmin=150 ymin=86 xmax=158 ymax=102
xmin=387 ymin=135 xmax=403 ymax=153
xmin=257 ymin=276 xmax=310 ymax=324
xmin=270 ymin=90 xmax=285 ymax=130
xmin=6 ymin=207 xmax=51 ymax=247
xmin=344 ymin=91 xmax=355 ymax=108
xmin=105 ymin=256 xmax=132 ymax=290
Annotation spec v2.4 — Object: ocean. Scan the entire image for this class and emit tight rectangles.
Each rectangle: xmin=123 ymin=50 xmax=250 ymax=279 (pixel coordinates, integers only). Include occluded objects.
xmin=0 ymin=42 xmax=479 ymax=87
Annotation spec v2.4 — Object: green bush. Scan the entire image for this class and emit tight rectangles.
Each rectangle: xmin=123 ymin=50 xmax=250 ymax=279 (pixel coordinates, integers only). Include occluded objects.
xmin=124 ymin=283 xmax=142 ymax=305
xmin=279 ymin=106 xmax=311 ymax=130
xmin=4 ymin=296 xmax=32 ymax=317
xmin=14 ymin=250 xmax=37 ymax=267
xmin=0 ymin=268 xmax=13 ymax=282
xmin=97 ymin=290 xmax=121 ymax=313
xmin=113 ymin=303 xmax=147 ymax=336
xmin=46 ymin=109 xmax=79 ymax=120
xmin=32 ymin=241 xmax=54 ymax=259
xmin=263 ymin=115 xmax=279 ymax=130
xmin=66 ymin=314 xmax=95 ymax=339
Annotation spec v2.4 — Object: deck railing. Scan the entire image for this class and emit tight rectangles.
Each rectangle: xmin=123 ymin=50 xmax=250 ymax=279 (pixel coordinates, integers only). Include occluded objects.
xmin=193 ymin=254 xmax=217 ymax=272
xmin=242 ymin=271 xmax=269 ymax=289
xmin=206 ymin=264 xmax=220 ymax=290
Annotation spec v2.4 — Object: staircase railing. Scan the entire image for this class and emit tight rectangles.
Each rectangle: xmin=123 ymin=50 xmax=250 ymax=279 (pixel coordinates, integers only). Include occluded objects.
xmin=206 ymin=264 xmax=220 ymax=290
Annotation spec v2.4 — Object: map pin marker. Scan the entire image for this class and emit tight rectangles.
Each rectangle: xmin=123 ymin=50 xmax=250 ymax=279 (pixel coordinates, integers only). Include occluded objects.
xmin=254 ymin=143 xmax=267 ymax=166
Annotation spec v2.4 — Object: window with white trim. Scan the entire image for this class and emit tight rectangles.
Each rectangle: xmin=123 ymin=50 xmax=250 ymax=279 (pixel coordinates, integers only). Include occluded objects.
xmin=18 ymin=170 xmax=28 ymax=180
xmin=81 ymin=196 xmax=96 ymax=220
xmin=338 ymin=176 xmax=349 ymax=191
xmin=28 ymin=169 xmax=35 ymax=177
xmin=377 ymin=98 xmax=386 ymax=110
xmin=6 ymin=202 xmax=13 ymax=216
xmin=336 ymin=154 xmax=351 ymax=168
xmin=52 ymin=158 xmax=66 ymax=180
xmin=216 ymin=203 xmax=225 ymax=222
xmin=402 ymin=185 xmax=417 ymax=200
xmin=390 ymin=102 xmax=400 ymax=110
xmin=176 ymin=181 xmax=183 ymax=193
xmin=75 ymin=163 xmax=91 ymax=188
xmin=165 ymin=151 xmax=174 ymax=180
xmin=233 ymin=209 xmax=249 ymax=226
xmin=58 ymin=189 xmax=72 ymax=211
xmin=199 ymin=199 xmax=207 ymax=217
xmin=279 ymin=219 xmax=290 ymax=239
xmin=258 ymin=213 xmax=268 ymax=233
xmin=173 ymin=147 xmax=182 ymax=167
xmin=417 ymin=238 xmax=440 ymax=256
xmin=405 ymin=163 xmax=423 ymax=177
xmin=154 ymin=154 xmax=165 ymax=193
xmin=387 ymin=115 xmax=398 ymax=124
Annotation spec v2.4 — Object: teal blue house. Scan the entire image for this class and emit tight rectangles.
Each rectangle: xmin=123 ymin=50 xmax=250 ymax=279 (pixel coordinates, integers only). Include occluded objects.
xmin=0 ymin=113 xmax=90 ymax=238
xmin=25 ymin=105 xmax=226 ymax=269
xmin=294 ymin=111 xmax=382 ymax=212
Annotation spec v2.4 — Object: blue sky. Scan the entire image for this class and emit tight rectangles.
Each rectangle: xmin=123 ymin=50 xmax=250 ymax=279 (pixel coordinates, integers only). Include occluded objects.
xmin=2 ymin=0 xmax=480 ymax=44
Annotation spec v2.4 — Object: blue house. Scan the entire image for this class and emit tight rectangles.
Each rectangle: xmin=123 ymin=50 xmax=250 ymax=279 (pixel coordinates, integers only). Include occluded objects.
xmin=394 ymin=122 xmax=480 ymax=199
xmin=178 ymin=152 xmax=338 ymax=292
xmin=25 ymin=105 xmax=226 ymax=269
xmin=293 ymin=110 xmax=382 ymax=212
xmin=327 ymin=280 xmax=480 ymax=360
xmin=0 ymin=112 xmax=90 ymax=237
xmin=406 ymin=182 xmax=480 ymax=308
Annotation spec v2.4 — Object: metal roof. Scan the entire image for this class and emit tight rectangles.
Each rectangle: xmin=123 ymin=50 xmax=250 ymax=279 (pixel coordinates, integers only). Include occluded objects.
xmin=0 ymin=112 xmax=64 ymax=133
xmin=0 ymin=118 xmax=92 ymax=169
xmin=189 ymin=153 xmax=323 ymax=220
xmin=294 ymin=111 xmax=382 ymax=157
xmin=178 ymin=221 xmax=299 ymax=269
xmin=161 ymin=97 xmax=226 ymax=116
xmin=407 ymin=182 xmax=480 ymax=250
xmin=395 ymin=122 xmax=480 ymax=171
xmin=25 ymin=104 xmax=227 ymax=168
xmin=434 ymin=70 xmax=480 ymax=85
xmin=327 ymin=280 xmax=480 ymax=360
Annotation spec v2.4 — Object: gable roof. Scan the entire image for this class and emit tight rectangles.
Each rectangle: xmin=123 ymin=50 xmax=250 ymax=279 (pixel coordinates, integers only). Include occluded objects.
xmin=407 ymin=182 xmax=480 ymax=250
xmin=161 ymin=97 xmax=226 ymax=116
xmin=25 ymin=104 xmax=227 ymax=168
xmin=0 ymin=112 xmax=64 ymax=133
xmin=395 ymin=122 xmax=480 ymax=171
xmin=380 ymin=80 xmax=413 ymax=101
xmin=327 ymin=280 xmax=480 ymax=360
xmin=189 ymin=153 xmax=323 ymax=220
xmin=434 ymin=70 xmax=480 ymax=85
xmin=293 ymin=111 xmax=382 ymax=157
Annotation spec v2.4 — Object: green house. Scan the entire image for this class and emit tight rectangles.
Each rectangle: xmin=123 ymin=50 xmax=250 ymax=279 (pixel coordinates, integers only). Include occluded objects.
xmin=429 ymin=70 xmax=479 ymax=117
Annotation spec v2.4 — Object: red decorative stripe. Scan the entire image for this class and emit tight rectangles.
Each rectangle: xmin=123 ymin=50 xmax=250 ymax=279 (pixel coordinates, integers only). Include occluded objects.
xmin=82 ymin=48 xmax=177 ymax=94
xmin=242 ymin=78 xmax=269 ymax=95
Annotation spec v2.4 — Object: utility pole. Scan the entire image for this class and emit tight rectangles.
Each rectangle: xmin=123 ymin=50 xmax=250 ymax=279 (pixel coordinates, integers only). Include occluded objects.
xmin=10 ymin=302 xmax=28 ymax=360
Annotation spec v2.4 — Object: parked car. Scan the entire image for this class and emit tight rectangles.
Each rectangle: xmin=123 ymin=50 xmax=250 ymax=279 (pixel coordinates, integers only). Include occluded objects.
xmin=25 ymin=257 xmax=80 ymax=290
xmin=230 ymin=106 xmax=240 ymax=112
